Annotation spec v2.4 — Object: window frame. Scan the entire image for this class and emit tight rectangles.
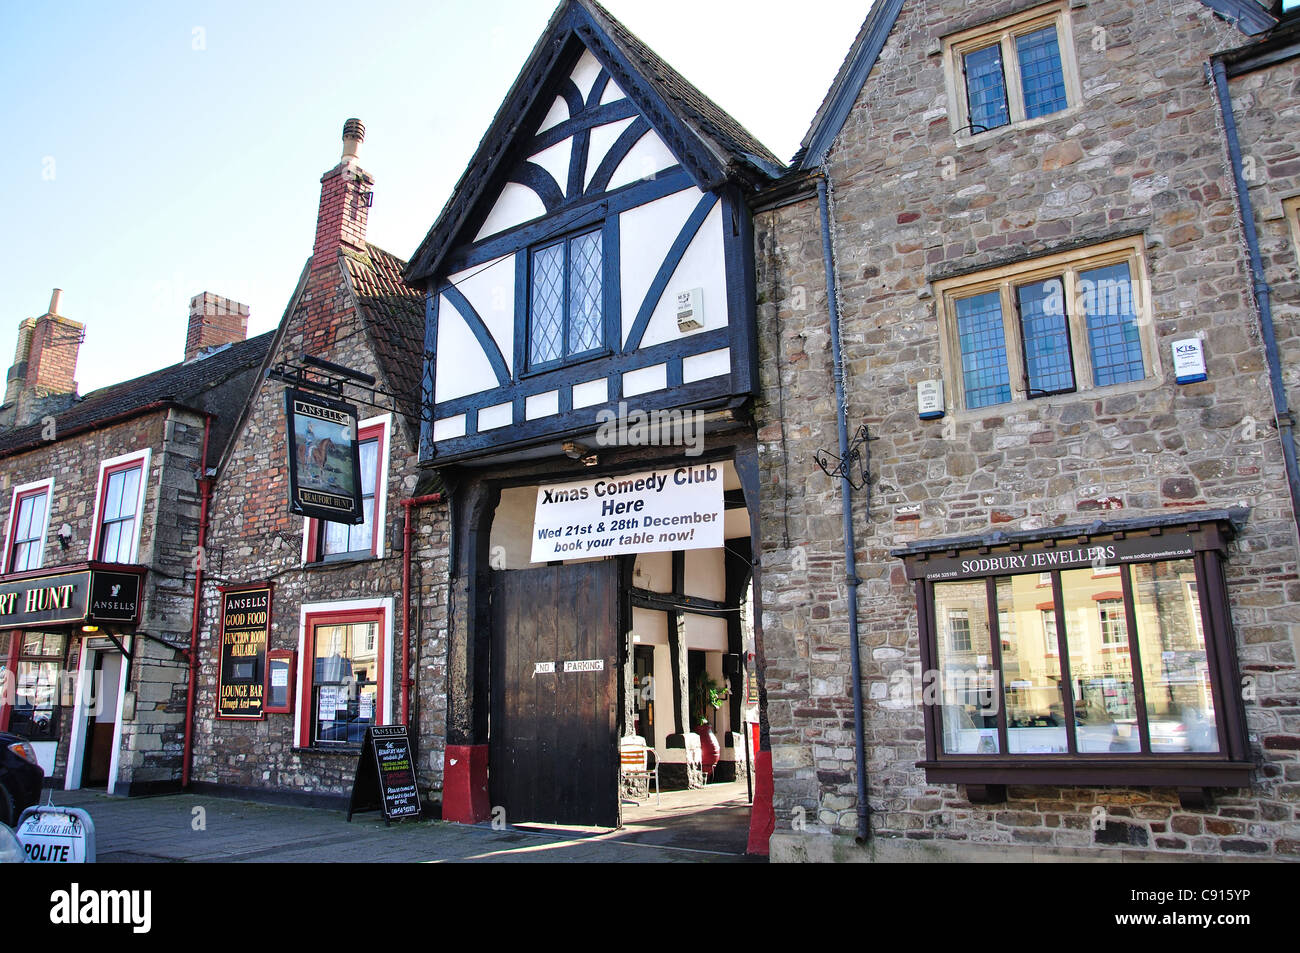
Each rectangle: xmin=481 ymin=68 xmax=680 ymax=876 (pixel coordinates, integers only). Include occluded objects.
xmin=89 ymin=450 xmax=151 ymax=565
xmin=903 ymin=518 xmax=1254 ymax=793
xmin=3 ymin=479 xmax=53 ymax=574
xmin=523 ymin=225 xmax=609 ymax=375
xmin=303 ymin=415 xmax=390 ymax=564
xmin=295 ymin=599 xmax=392 ymax=751
xmin=942 ymin=3 xmax=1081 ymax=140
xmin=1283 ymin=195 xmax=1300 ymax=267
xmin=935 ymin=237 xmax=1159 ymax=415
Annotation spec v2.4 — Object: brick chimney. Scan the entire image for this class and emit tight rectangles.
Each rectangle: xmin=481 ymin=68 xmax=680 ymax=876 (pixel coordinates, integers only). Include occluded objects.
xmin=313 ymin=118 xmax=373 ymax=265
xmin=2 ymin=289 xmax=84 ymax=426
xmin=186 ymin=292 xmax=249 ymax=361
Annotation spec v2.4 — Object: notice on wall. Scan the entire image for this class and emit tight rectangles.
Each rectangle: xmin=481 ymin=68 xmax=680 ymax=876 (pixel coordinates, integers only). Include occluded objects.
xmin=530 ymin=464 xmax=725 ymax=563
xmin=217 ymin=586 xmax=271 ymax=720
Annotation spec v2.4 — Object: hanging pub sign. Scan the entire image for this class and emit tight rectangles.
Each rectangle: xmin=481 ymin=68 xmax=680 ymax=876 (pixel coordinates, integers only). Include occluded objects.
xmin=530 ymin=464 xmax=725 ymax=563
xmin=347 ymin=725 xmax=422 ymax=824
xmin=283 ymin=387 xmax=364 ymax=524
xmin=216 ymin=585 xmax=272 ymax=720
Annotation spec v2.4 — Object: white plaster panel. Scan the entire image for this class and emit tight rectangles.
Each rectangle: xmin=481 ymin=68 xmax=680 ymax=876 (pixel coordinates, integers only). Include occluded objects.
xmin=433 ymin=415 xmax=466 ymax=442
xmin=724 ymin=507 xmax=750 ymax=540
xmin=683 ymin=347 xmax=731 ymax=383
xmin=606 ymin=129 xmax=678 ymax=191
xmin=584 ymin=117 xmax=637 ymax=190
xmin=685 ymin=614 xmax=728 ymax=651
xmin=639 ymin=204 xmax=727 ymax=349
xmin=525 ymin=390 xmax=560 ymax=420
xmin=570 ymin=48 xmax=603 ymax=101
xmin=631 ymin=607 xmax=669 ymax=646
xmin=618 ymin=188 xmax=702 ymax=345
xmin=435 ymin=294 xmax=498 ymax=402
xmin=623 ymin=363 xmax=667 ymax=398
xmin=684 ymin=548 xmax=725 ymax=601
xmin=536 ymin=95 xmax=569 ymax=134
xmin=450 ymin=254 xmax=515 ymax=376
xmin=571 ymin=377 xmax=608 ymax=409
xmin=478 ymin=402 xmax=513 ymax=432
xmin=634 ymin=550 xmax=672 ymax=592
xmin=475 ymin=182 xmax=546 ymax=241
xmin=528 ymin=137 xmax=573 ymax=200
xmin=600 ymin=80 xmax=625 ymax=105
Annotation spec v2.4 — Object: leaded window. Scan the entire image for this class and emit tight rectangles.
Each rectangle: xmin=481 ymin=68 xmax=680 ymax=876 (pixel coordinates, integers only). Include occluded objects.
xmin=528 ymin=229 xmax=604 ymax=369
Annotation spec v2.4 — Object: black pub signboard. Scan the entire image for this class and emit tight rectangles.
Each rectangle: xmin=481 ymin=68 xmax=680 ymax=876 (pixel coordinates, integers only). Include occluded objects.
xmin=348 ymin=725 xmax=422 ymax=824
xmin=216 ymin=585 xmax=272 ymax=720
xmin=0 ymin=567 xmax=142 ymax=631
xmin=283 ymin=388 xmax=364 ymax=525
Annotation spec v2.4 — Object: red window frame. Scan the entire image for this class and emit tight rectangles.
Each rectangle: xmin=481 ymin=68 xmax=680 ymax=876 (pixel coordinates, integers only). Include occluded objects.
xmin=304 ymin=421 xmax=385 ymax=562
xmin=297 ymin=606 xmax=387 ymax=749
xmin=93 ymin=460 xmax=145 ymax=563
xmin=5 ymin=485 xmax=51 ymax=574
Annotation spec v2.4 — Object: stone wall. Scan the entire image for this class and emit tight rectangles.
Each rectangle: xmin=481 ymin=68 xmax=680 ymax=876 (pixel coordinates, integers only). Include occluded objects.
xmin=755 ymin=0 xmax=1300 ymax=861
xmin=0 ymin=409 xmax=206 ymax=791
xmin=191 ymin=254 xmax=449 ymax=806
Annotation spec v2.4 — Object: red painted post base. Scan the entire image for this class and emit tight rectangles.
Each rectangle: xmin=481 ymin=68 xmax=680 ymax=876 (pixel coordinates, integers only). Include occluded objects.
xmin=746 ymin=748 xmax=775 ymax=856
xmin=442 ymin=744 xmax=490 ymax=824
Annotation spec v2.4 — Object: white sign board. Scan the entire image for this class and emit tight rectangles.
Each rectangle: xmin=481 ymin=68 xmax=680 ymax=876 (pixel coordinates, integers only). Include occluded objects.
xmin=1172 ymin=338 xmax=1207 ymax=384
xmin=531 ymin=464 xmax=725 ymax=563
xmin=16 ymin=806 xmax=95 ymax=863
xmin=562 ymin=659 xmax=605 ymax=673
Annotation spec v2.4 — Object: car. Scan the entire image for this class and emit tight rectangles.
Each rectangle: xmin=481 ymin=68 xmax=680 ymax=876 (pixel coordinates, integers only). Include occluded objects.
xmin=0 ymin=731 xmax=45 ymax=828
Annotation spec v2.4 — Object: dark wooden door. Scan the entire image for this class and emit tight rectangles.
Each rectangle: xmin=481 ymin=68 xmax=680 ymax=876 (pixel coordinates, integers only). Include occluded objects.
xmin=490 ymin=560 xmax=619 ymax=827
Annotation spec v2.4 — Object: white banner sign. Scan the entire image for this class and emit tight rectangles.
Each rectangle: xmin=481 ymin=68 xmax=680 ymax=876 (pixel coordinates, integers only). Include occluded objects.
xmin=531 ymin=464 xmax=725 ymax=563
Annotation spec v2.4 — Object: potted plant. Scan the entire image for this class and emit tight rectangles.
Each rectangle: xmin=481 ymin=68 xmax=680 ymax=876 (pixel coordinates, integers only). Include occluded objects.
xmin=692 ymin=672 xmax=728 ymax=779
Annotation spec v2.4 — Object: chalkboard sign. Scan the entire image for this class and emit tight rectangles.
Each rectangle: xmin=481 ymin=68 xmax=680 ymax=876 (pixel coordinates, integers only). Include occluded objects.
xmin=347 ymin=725 xmax=422 ymax=824
xmin=217 ymin=585 xmax=271 ymax=720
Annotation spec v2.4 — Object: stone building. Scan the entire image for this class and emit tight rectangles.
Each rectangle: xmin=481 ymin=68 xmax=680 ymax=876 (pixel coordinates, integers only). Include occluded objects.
xmin=0 ymin=288 xmax=270 ymax=810
xmin=754 ymin=0 xmax=1300 ymax=861
xmin=189 ymin=121 xmax=450 ymax=808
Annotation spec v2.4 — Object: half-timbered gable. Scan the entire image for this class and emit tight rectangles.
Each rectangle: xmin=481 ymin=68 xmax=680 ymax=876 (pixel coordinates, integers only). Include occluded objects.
xmin=406 ymin=0 xmax=781 ymax=464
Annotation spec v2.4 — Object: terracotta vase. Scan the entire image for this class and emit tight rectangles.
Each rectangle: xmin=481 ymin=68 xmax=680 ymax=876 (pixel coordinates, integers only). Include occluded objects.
xmin=694 ymin=722 xmax=720 ymax=779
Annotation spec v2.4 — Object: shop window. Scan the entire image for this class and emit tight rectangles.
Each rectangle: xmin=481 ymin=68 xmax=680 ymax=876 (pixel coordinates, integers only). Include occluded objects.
xmin=528 ymin=228 xmax=604 ymax=370
xmin=936 ymin=237 xmax=1155 ymax=412
xmin=902 ymin=517 xmax=1253 ymax=789
xmin=297 ymin=604 xmax=387 ymax=750
xmin=8 ymin=632 xmax=67 ymax=742
xmin=944 ymin=4 xmax=1078 ymax=137
xmin=305 ymin=418 xmax=388 ymax=563
xmin=92 ymin=451 xmax=149 ymax=564
xmin=5 ymin=481 xmax=52 ymax=573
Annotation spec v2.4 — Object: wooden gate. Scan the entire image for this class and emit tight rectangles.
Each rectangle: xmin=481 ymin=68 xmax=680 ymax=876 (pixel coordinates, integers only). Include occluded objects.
xmin=490 ymin=560 xmax=619 ymax=827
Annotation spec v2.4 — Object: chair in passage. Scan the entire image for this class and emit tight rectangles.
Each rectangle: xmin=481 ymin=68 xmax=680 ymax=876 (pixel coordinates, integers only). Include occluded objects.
xmin=619 ymin=735 xmax=661 ymax=807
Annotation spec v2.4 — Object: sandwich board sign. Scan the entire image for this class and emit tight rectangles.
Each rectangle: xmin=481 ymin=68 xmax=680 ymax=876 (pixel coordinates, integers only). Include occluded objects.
xmin=347 ymin=725 xmax=422 ymax=825
xmin=15 ymin=805 xmax=96 ymax=863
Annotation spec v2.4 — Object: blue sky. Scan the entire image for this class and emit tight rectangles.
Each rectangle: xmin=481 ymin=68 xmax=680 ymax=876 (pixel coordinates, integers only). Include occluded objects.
xmin=1 ymin=0 xmax=869 ymax=392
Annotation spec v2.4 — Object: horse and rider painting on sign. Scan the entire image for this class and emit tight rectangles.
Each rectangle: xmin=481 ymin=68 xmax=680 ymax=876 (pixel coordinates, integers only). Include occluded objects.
xmin=283 ymin=388 xmax=365 ymax=524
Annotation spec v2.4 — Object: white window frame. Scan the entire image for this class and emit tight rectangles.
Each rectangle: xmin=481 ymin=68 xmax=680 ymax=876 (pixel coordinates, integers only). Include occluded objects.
xmin=3 ymin=478 xmax=54 ymax=574
xmin=88 ymin=449 xmax=151 ymax=564
xmin=934 ymin=236 xmax=1160 ymax=416
xmin=942 ymin=2 xmax=1081 ymax=141
xmin=301 ymin=413 xmax=392 ymax=564
xmin=293 ymin=597 xmax=394 ymax=749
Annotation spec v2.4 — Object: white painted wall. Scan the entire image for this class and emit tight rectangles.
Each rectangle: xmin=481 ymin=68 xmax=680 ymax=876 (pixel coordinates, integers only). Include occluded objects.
xmin=607 ymin=129 xmax=679 ymax=191
xmin=451 ymin=255 xmax=515 ymax=377
xmin=570 ymin=48 xmax=603 ymax=101
xmin=536 ymin=95 xmax=569 ymax=134
xmin=585 ymin=117 xmax=637 ymax=190
xmin=639 ymin=204 xmax=727 ymax=349
xmin=435 ymin=293 xmax=499 ymax=402
xmin=528 ymin=138 xmax=573 ymax=201
xmin=619 ymin=187 xmax=702 ymax=345
xmin=475 ymin=182 xmax=547 ymax=241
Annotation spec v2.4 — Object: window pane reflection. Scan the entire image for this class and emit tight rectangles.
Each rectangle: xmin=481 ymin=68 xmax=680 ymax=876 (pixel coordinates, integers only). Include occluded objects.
xmin=997 ymin=576 xmax=1067 ymax=753
xmin=1059 ymin=568 xmax=1139 ymax=753
xmin=1132 ymin=561 xmax=1219 ymax=752
xmin=935 ymin=581 xmax=999 ymax=754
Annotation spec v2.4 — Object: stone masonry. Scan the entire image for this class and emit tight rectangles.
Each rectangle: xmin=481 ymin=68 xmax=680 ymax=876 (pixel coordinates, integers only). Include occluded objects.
xmin=755 ymin=0 xmax=1300 ymax=861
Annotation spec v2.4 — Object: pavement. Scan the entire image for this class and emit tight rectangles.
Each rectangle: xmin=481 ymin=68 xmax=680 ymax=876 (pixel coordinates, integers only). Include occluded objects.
xmin=30 ymin=781 xmax=760 ymax=863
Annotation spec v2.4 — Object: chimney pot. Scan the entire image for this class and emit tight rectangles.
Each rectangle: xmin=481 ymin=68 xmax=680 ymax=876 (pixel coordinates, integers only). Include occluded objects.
xmin=48 ymin=288 xmax=63 ymax=316
xmin=341 ymin=118 xmax=365 ymax=161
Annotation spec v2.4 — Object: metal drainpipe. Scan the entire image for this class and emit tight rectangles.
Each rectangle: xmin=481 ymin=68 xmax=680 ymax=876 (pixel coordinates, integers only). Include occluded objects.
xmin=816 ymin=171 xmax=870 ymax=844
xmin=1210 ymin=59 xmax=1300 ymax=525
xmin=182 ymin=415 xmax=212 ymax=789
